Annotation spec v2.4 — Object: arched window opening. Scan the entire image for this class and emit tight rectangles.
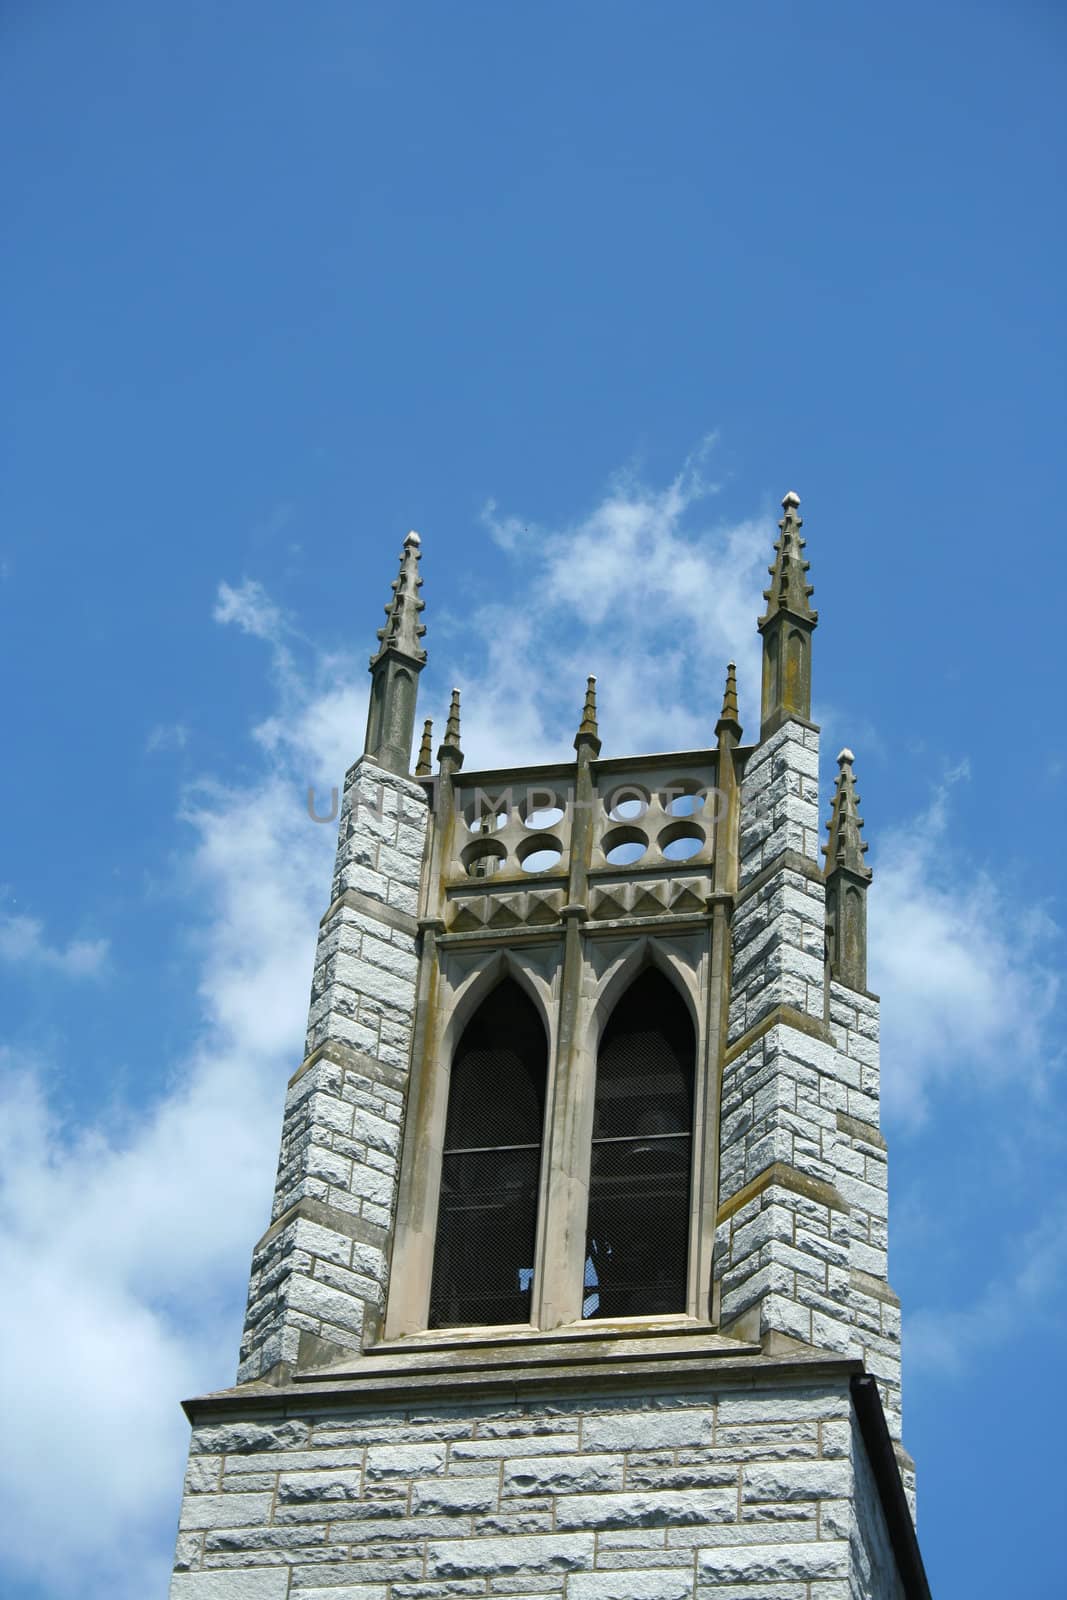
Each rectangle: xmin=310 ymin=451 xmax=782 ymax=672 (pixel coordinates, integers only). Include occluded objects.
xmin=583 ymin=968 xmax=694 ymax=1320
xmin=429 ymin=978 xmax=547 ymax=1328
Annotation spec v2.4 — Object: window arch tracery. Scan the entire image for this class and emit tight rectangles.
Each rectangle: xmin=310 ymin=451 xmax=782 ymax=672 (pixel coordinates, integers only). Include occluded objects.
xmin=582 ymin=967 xmax=695 ymax=1319
xmin=428 ymin=977 xmax=548 ymax=1329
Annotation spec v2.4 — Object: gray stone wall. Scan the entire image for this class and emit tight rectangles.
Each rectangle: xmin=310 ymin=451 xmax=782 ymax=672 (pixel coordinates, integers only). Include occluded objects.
xmin=239 ymin=760 xmax=429 ymax=1381
xmin=828 ymin=982 xmax=901 ymax=1440
xmin=172 ymin=1377 xmax=903 ymax=1599
xmin=716 ymin=720 xmax=902 ymax=1446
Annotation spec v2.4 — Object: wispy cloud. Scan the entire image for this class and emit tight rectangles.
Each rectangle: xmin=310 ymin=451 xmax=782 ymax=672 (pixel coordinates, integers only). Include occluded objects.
xmin=871 ymin=767 xmax=1062 ymax=1122
xmin=445 ymin=437 xmax=770 ymax=767
xmin=146 ymin=721 xmax=190 ymax=754
xmin=0 ymin=913 xmax=109 ymax=978
xmin=213 ymin=577 xmax=284 ymax=642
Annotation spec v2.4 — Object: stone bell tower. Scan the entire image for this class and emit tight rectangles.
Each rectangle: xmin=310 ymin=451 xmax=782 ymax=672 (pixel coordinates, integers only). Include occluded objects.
xmin=170 ymin=499 xmax=930 ymax=1599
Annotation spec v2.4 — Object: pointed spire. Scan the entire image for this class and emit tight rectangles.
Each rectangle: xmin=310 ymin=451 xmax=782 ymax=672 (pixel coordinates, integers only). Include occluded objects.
xmin=759 ymin=493 xmax=817 ymax=627
xmin=574 ymin=675 xmax=601 ymax=756
xmin=715 ymin=660 xmax=742 ymax=743
xmin=823 ymin=748 xmax=872 ymax=992
xmin=823 ymin=749 xmax=872 ymax=879
xmin=371 ymin=530 xmax=427 ymax=667
xmin=437 ymin=687 xmax=464 ymax=769
xmin=415 ymin=718 xmax=434 ymax=777
xmin=757 ymin=492 xmax=818 ymax=739
xmin=362 ymin=530 xmax=429 ymax=775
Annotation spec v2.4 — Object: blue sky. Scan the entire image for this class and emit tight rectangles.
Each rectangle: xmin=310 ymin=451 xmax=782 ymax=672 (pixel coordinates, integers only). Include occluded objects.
xmin=1 ymin=3 xmax=1064 ymax=1595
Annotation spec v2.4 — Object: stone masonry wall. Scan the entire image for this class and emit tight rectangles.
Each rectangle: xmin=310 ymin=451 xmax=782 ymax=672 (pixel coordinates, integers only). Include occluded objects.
xmin=172 ymin=1377 xmax=904 ymax=1599
xmin=716 ymin=720 xmax=856 ymax=1356
xmin=716 ymin=722 xmax=902 ymax=1443
xmin=828 ymin=981 xmax=901 ymax=1441
xmin=239 ymin=760 xmax=429 ymax=1381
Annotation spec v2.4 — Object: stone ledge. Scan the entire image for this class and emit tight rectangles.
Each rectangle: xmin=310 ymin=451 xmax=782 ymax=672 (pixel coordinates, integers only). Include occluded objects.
xmin=734 ymin=846 xmax=825 ymax=907
xmin=287 ymin=1038 xmax=408 ymax=1094
xmin=724 ymin=1004 xmax=833 ymax=1065
xmin=850 ymin=1268 xmax=901 ymax=1308
xmin=319 ymin=887 xmax=420 ymax=937
xmin=717 ymin=1160 xmax=850 ymax=1225
xmin=253 ymin=1195 xmax=389 ymax=1257
xmin=837 ymin=1109 xmax=887 ymax=1151
xmin=183 ymin=1346 xmax=863 ymax=1424
xmin=758 ymin=707 xmax=821 ymax=743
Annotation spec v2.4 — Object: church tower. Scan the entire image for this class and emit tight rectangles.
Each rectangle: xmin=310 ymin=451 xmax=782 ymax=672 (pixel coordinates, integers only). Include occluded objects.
xmin=170 ymin=499 xmax=929 ymax=1599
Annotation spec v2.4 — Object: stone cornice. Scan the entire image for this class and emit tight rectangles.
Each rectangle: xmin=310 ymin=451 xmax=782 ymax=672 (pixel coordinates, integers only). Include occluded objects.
xmin=182 ymin=1342 xmax=863 ymax=1424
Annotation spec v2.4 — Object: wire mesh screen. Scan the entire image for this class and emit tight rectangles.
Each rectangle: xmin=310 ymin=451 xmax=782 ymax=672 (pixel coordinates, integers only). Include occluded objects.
xmin=429 ymin=979 xmax=547 ymax=1328
xmin=584 ymin=969 xmax=695 ymax=1319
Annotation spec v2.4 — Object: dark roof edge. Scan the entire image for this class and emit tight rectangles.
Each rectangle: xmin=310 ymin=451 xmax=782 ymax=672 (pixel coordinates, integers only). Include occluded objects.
xmin=851 ymin=1374 xmax=932 ymax=1600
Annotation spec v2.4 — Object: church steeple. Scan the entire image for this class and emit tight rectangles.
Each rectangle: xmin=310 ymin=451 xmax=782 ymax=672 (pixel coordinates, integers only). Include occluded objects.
xmin=758 ymin=492 xmax=818 ymax=739
xmin=363 ymin=531 xmax=427 ymax=775
xmin=823 ymin=747 xmax=873 ymax=991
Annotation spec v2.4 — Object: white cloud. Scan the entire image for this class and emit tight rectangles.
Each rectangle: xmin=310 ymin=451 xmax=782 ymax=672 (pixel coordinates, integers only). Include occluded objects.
xmin=0 ymin=619 xmax=351 ymax=1597
xmin=212 ymin=577 xmax=284 ymax=642
xmin=453 ymin=439 xmax=770 ymax=768
xmin=870 ymin=769 xmax=1062 ymax=1123
xmin=0 ymin=912 xmax=109 ymax=978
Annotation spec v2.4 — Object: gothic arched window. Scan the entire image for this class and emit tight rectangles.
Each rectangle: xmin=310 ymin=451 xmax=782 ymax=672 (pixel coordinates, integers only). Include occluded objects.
xmin=583 ymin=968 xmax=695 ymax=1319
xmin=428 ymin=978 xmax=547 ymax=1329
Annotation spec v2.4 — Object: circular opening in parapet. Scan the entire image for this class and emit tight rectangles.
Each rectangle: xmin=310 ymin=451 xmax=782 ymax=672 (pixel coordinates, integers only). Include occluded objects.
xmin=463 ymin=796 xmax=509 ymax=833
xmin=602 ymin=825 xmax=649 ymax=866
xmin=517 ymin=834 xmax=564 ymax=873
xmin=660 ymin=781 xmax=709 ymax=818
xmin=461 ymin=837 xmax=508 ymax=877
xmin=658 ymin=821 xmax=706 ymax=861
xmin=604 ymin=785 xmax=650 ymax=822
xmin=519 ymin=787 xmax=566 ymax=829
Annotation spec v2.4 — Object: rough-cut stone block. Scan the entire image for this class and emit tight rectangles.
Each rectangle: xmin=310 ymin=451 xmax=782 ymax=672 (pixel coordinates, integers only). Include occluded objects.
xmin=170 ymin=1573 xmax=291 ymax=1599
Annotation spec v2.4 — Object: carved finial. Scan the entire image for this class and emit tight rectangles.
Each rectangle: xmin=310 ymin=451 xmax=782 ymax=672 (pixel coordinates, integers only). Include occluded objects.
xmin=575 ymin=675 xmax=602 ymax=756
xmin=759 ymin=492 xmax=818 ymax=627
xmin=716 ymin=661 xmax=742 ymax=743
xmin=823 ymin=747 xmax=871 ymax=880
xmin=372 ymin=531 xmax=427 ymax=668
xmin=415 ymin=718 xmax=433 ymax=777
xmin=437 ymin=687 xmax=463 ymax=768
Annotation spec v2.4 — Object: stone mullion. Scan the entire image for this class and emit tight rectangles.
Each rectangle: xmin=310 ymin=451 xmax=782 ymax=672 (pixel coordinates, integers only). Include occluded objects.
xmin=691 ymin=731 xmax=740 ymax=1324
xmin=533 ymin=744 xmax=597 ymax=1330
